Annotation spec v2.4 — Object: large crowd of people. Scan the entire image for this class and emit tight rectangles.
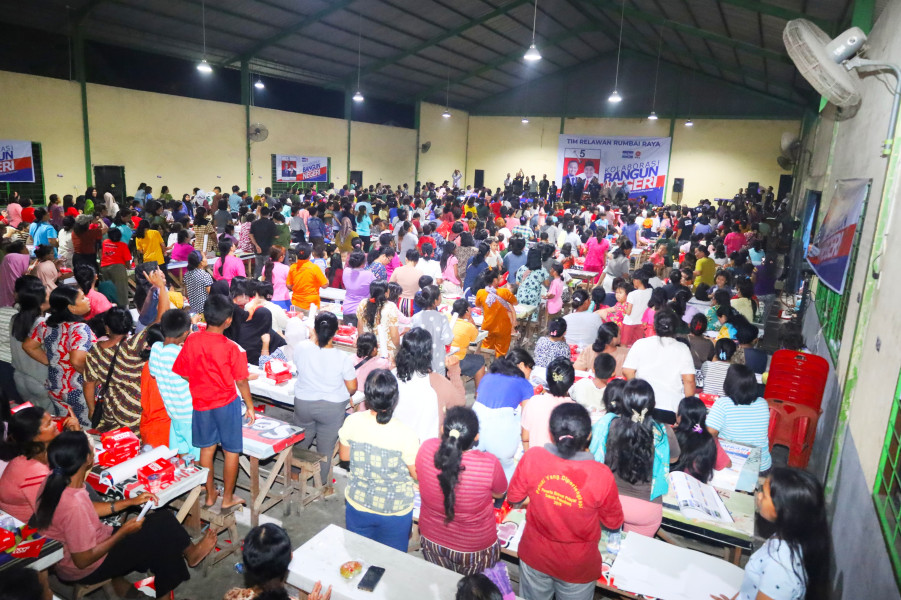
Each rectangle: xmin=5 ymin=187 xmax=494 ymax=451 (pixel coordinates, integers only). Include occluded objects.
xmin=0 ymin=177 xmax=827 ymax=600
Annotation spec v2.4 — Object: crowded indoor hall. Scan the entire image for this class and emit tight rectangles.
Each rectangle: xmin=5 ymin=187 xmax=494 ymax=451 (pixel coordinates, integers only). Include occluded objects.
xmin=0 ymin=0 xmax=899 ymax=598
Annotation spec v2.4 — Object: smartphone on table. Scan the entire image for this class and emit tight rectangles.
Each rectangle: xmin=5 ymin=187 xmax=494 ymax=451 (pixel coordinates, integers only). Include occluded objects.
xmin=357 ymin=566 xmax=385 ymax=592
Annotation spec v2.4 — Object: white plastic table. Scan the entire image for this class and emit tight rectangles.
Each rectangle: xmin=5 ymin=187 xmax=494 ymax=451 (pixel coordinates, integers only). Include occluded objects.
xmin=287 ymin=524 xmax=463 ymax=600
xmin=320 ymin=287 xmax=347 ymax=303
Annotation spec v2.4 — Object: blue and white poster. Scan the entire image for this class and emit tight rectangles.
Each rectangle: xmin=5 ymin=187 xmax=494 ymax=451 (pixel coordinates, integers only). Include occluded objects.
xmin=0 ymin=140 xmax=34 ymax=183
xmin=557 ymin=134 xmax=671 ymax=205
xmin=807 ymin=178 xmax=869 ymax=294
xmin=275 ymin=154 xmax=328 ymax=183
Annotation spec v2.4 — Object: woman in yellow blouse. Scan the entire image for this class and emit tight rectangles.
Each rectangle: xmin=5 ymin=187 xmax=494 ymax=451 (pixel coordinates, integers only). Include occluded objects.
xmin=474 ymin=268 xmax=518 ymax=357
xmin=134 ymin=221 xmax=167 ymax=265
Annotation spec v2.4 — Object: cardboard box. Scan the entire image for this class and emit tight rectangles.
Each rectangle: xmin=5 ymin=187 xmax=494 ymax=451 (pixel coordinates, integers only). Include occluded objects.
xmin=137 ymin=458 xmax=175 ymax=488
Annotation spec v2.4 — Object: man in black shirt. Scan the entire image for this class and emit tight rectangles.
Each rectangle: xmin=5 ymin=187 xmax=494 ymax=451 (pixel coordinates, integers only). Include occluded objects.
xmin=249 ymin=206 xmax=276 ymax=276
xmin=676 ymin=208 xmax=695 ymax=242
xmin=539 ymin=175 xmax=549 ymax=199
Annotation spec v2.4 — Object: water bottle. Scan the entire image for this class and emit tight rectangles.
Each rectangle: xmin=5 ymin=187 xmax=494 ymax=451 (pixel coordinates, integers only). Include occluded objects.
xmin=606 ymin=529 xmax=622 ymax=555
xmin=234 ymin=562 xmax=244 ymax=574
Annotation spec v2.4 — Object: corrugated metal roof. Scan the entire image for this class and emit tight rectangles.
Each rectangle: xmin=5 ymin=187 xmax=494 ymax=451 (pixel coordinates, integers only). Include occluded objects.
xmin=0 ymin=0 xmax=852 ymax=110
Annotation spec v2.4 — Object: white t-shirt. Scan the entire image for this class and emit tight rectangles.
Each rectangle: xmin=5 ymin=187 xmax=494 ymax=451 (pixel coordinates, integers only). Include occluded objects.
xmin=563 ymin=311 xmax=603 ymax=348
xmin=623 ymin=336 xmax=695 ymax=412
xmin=392 ymin=371 xmax=440 ymax=443
xmin=623 ymin=287 xmax=653 ymax=325
xmin=293 ymin=340 xmax=356 ymax=403
xmin=569 ymin=378 xmax=606 ymax=412
xmin=419 ymin=258 xmax=443 ymax=283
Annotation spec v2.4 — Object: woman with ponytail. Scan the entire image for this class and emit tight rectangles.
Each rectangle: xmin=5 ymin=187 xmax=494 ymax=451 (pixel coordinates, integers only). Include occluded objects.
xmin=416 ymin=407 xmax=509 ymax=583
xmin=22 ymin=285 xmax=95 ymax=426
xmin=211 ymin=239 xmax=246 ymax=284
xmin=293 ymin=311 xmax=358 ymax=488
xmin=356 ymin=280 xmax=400 ymax=360
xmin=574 ymin=321 xmax=626 ymax=376
xmin=32 ymin=432 xmax=216 ymax=596
xmin=261 ymin=245 xmax=290 ymax=309
xmin=338 ymin=369 xmax=419 ymax=552
xmin=589 ymin=379 xmax=680 ymax=537
xmin=508 ymin=403 xmax=624 ymax=599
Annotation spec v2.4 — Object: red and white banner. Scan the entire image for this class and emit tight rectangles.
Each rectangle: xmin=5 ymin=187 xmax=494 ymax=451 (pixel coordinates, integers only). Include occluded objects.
xmin=0 ymin=140 xmax=34 ymax=183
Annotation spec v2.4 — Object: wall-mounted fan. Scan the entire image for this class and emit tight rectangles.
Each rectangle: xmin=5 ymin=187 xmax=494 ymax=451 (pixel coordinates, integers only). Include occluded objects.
xmin=248 ymin=123 xmax=269 ymax=142
xmin=777 ymin=132 xmax=802 ymax=170
xmin=784 ymin=19 xmax=901 ymax=156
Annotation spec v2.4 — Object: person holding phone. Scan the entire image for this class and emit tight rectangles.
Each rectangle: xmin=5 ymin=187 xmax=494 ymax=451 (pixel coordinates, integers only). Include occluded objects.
xmin=32 ymin=432 xmax=216 ymax=597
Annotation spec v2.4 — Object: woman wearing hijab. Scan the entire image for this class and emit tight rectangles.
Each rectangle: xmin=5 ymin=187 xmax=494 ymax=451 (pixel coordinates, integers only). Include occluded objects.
xmin=335 ymin=216 xmax=358 ymax=255
xmin=103 ymin=192 xmax=120 ymax=219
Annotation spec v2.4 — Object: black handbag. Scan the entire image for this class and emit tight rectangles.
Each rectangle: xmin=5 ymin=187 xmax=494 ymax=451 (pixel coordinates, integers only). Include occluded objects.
xmin=90 ymin=341 xmax=123 ymax=429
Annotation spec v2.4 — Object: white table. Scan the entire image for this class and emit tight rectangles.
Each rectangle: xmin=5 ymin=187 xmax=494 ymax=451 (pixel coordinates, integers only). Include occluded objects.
xmin=287 ymin=524 xmax=463 ymax=600
xmin=529 ymin=365 xmax=593 ymax=387
xmin=320 ymin=287 xmax=347 ymax=303
xmin=248 ymin=365 xmax=296 ymax=406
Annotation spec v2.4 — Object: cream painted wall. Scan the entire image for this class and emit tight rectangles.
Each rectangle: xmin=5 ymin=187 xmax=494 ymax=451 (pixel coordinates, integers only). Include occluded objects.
xmin=248 ymin=105 xmax=348 ymax=191
xmin=88 ymin=83 xmax=246 ymax=198
xmin=466 ymin=116 xmax=560 ymax=191
xmin=466 ymin=114 xmax=799 ymax=205
xmin=418 ymin=102 xmax=469 ymax=186
xmin=349 ymin=121 xmax=416 ymax=188
xmin=669 ymin=119 xmax=800 ymax=205
xmin=0 ymin=71 xmax=87 ymax=197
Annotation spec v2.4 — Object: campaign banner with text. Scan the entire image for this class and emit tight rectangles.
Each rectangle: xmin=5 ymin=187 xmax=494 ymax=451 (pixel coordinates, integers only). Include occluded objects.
xmin=0 ymin=140 xmax=34 ymax=183
xmin=557 ymin=135 xmax=671 ymax=205
xmin=807 ymin=178 xmax=869 ymax=294
xmin=275 ymin=155 xmax=328 ymax=183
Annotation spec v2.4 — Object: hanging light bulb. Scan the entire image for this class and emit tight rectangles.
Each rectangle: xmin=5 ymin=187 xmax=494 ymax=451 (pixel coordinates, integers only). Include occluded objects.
xmin=524 ymin=0 xmax=541 ymax=61
xmin=648 ymin=31 xmax=663 ymax=123
xmin=442 ymin=69 xmax=451 ymax=118
xmin=353 ymin=90 xmax=364 ymax=102
xmin=524 ymin=43 xmax=542 ymax=61
xmin=254 ymin=78 xmax=264 ymax=89
xmin=685 ymin=119 xmax=694 ymax=127
xmin=521 ymin=117 xmax=530 ymax=124
xmin=197 ymin=1 xmax=212 ymax=73
xmin=608 ymin=89 xmax=622 ymax=103
xmin=442 ymin=108 xmax=451 ymax=118
xmin=647 ymin=111 xmax=658 ymax=121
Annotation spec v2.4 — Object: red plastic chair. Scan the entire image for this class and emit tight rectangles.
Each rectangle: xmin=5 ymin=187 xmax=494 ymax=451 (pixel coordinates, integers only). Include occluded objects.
xmin=767 ymin=398 xmax=819 ymax=468
xmin=764 ymin=350 xmax=829 ymax=413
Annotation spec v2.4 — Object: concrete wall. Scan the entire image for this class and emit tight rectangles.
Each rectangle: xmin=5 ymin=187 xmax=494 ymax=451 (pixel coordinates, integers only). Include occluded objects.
xmin=0 ymin=71 xmax=87 ymax=195
xmin=792 ymin=1 xmax=901 ymax=596
xmin=418 ymin=101 xmax=469 ymax=186
xmin=2 ymin=70 xmax=417 ymax=200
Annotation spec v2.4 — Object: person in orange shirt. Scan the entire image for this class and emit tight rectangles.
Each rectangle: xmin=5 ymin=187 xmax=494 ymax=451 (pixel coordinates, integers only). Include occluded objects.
xmin=474 ymin=267 xmax=518 ymax=357
xmin=286 ymin=242 xmax=328 ymax=309
xmin=139 ymin=324 xmax=170 ymax=448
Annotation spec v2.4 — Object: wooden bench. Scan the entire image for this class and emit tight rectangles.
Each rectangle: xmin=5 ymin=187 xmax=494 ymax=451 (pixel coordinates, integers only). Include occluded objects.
xmin=290 ymin=447 xmax=326 ymax=508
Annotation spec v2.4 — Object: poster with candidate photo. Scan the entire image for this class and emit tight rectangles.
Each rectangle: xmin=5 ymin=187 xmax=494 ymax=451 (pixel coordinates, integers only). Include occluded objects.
xmin=557 ymin=135 xmax=671 ymax=205
xmin=275 ymin=154 xmax=329 ymax=183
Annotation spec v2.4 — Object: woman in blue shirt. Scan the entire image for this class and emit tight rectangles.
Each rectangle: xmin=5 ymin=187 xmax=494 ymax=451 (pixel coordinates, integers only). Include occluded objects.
xmin=472 ymin=347 xmax=535 ymax=481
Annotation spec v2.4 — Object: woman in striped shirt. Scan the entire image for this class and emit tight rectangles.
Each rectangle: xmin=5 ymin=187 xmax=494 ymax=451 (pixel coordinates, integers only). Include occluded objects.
xmin=706 ymin=363 xmax=772 ymax=472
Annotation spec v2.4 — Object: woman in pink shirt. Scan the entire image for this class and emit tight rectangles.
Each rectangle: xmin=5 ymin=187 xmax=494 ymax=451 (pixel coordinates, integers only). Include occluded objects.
xmin=211 ymin=239 xmax=246 ymax=284
xmin=440 ymin=241 xmax=462 ymax=296
xmin=521 ymin=357 xmax=576 ymax=451
xmin=74 ymin=265 xmax=113 ymax=321
xmin=542 ymin=261 xmax=565 ymax=318
xmin=416 ymin=407 xmax=510 ymax=589
xmin=33 ymin=432 xmax=217 ymax=596
xmin=583 ymin=227 xmax=610 ymax=284
xmin=0 ymin=406 xmax=80 ymax=522
xmin=724 ymin=224 xmax=746 ymax=255
xmin=262 ymin=245 xmax=291 ymax=309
